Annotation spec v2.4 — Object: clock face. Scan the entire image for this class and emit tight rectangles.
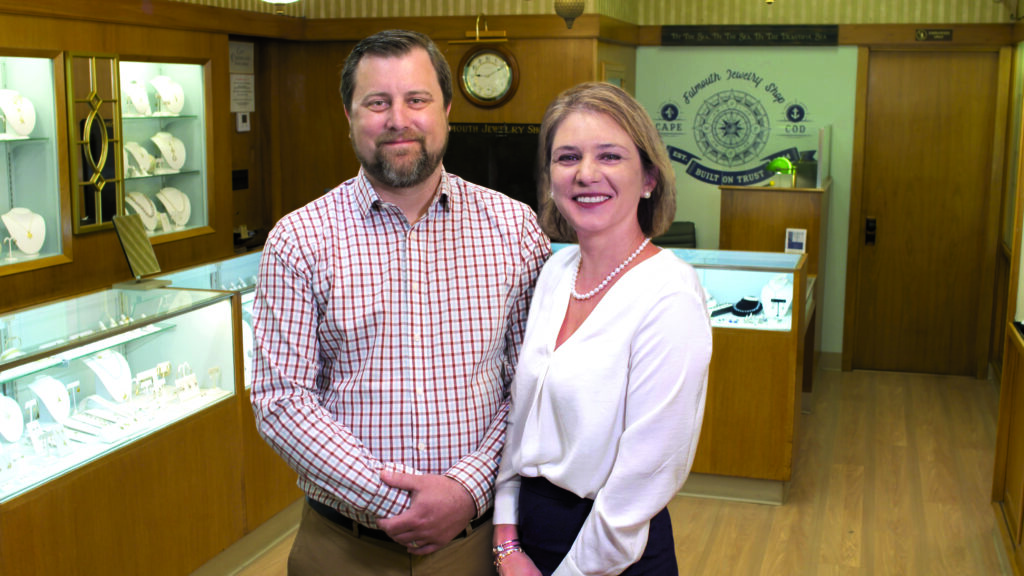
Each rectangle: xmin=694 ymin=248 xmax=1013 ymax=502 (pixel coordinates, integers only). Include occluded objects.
xmin=459 ymin=46 xmax=519 ymax=108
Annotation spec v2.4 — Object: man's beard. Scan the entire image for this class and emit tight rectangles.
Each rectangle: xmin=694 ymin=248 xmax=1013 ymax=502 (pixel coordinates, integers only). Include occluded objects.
xmin=356 ymin=131 xmax=448 ymax=189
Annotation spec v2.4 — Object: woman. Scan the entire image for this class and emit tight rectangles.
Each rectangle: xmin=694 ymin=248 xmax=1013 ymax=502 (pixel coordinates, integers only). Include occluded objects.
xmin=492 ymin=82 xmax=713 ymax=575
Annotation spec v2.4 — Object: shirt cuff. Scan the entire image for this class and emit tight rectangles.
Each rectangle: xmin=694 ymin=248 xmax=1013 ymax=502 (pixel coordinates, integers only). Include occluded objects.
xmin=446 ymin=453 xmax=498 ymax=516
xmin=364 ymin=461 xmax=416 ymax=521
xmin=493 ymin=476 xmax=521 ymax=525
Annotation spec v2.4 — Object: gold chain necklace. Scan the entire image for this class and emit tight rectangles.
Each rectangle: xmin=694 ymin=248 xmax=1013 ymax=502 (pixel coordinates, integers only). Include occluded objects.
xmin=127 ymin=193 xmax=155 ymax=218
xmin=4 ymin=212 xmax=36 ymax=239
xmin=159 ymin=189 xmax=186 ymax=213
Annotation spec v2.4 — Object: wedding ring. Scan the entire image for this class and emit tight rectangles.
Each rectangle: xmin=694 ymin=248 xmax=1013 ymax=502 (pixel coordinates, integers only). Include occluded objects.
xmin=410 ymin=540 xmax=419 ymax=548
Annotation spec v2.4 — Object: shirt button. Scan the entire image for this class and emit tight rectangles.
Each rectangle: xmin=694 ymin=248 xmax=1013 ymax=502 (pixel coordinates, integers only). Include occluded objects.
xmin=417 ymin=442 xmax=426 ymax=451
xmin=413 ymin=334 xmax=421 ymax=344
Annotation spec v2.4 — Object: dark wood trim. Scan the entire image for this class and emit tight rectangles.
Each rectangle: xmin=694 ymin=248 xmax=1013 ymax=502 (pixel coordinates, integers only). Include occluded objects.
xmin=302 ymin=14 xmax=632 ymax=42
xmin=841 ymin=46 xmax=870 ymax=372
xmin=977 ymin=46 xmax=1013 ymax=379
xmin=0 ymin=0 xmax=304 ymax=39
xmin=637 ymin=23 xmax=1014 ymax=47
xmin=839 ymin=23 xmax=1012 ymax=46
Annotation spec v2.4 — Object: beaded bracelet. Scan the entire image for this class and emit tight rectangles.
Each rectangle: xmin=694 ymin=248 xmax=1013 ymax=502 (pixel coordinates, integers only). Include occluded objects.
xmin=493 ymin=546 xmax=524 ymax=567
xmin=492 ymin=539 xmax=521 ymax=556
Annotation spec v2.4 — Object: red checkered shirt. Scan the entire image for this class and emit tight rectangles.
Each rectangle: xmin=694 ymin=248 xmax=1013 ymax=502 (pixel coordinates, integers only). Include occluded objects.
xmin=250 ymin=169 xmax=549 ymax=529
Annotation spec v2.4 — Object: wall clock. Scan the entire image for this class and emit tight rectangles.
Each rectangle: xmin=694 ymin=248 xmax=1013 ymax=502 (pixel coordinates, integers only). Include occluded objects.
xmin=458 ymin=45 xmax=519 ymax=108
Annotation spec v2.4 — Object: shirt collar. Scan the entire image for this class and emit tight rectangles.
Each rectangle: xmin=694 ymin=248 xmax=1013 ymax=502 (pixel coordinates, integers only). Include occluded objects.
xmin=353 ymin=167 xmax=452 ymax=219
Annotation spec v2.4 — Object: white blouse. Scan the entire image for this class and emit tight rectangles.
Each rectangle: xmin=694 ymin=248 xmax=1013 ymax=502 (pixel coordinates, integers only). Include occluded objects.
xmin=494 ymin=246 xmax=713 ymax=576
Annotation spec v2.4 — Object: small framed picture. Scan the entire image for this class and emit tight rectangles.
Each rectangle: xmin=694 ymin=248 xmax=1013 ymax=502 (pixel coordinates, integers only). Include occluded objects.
xmin=785 ymin=228 xmax=806 ymax=254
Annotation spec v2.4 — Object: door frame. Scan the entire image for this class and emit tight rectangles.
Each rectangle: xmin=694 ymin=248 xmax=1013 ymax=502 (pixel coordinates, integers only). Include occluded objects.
xmin=841 ymin=45 xmax=1011 ymax=379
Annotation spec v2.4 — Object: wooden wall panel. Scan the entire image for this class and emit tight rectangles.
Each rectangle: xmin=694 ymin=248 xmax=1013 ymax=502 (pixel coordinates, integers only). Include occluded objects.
xmin=261 ymin=36 xmax=597 ymax=221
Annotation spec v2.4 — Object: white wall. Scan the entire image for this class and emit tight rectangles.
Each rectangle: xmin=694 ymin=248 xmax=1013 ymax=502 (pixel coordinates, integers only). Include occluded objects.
xmin=636 ymin=45 xmax=858 ymax=354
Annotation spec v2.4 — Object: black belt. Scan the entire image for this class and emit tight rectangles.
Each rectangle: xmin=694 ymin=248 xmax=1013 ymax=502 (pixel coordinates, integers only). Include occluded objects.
xmin=307 ymin=497 xmax=493 ymax=543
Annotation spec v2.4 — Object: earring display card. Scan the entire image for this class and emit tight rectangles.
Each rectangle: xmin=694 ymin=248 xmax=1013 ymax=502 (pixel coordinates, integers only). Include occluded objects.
xmin=111 ymin=214 xmax=169 ymax=290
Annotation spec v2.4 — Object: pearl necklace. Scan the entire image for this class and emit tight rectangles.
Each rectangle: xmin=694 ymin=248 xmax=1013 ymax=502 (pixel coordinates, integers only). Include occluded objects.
xmin=571 ymin=237 xmax=651 ymax=301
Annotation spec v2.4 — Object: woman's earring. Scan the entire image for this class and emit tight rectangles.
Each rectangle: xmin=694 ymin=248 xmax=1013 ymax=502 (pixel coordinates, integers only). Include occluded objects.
xmin=642 ymin=191 xmax=651 ymax=199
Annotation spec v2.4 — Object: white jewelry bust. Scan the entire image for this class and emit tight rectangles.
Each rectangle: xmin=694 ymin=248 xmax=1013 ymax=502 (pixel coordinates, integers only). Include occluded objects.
xmin=29 ymin=376 xmax=71 ymax=425
xmin=1 ymin=207 xmax=45 ymax=256
xmin=83 ymin=350 xmax=133 ymax=403
xmin=125 ymin=192 xmax=160 ymax=232
xmin=0 ymin=89 xmax=36 ymax=139
xmin=150 ymin=76 xmax=185 ymax=115
xmin=123 ymin=80 xmax=152 ymax=117
xmin=124 ymin=141 xmax=157 ymax=177
xmin=156 ymin=187 xmax=191 ymax=229
xmin=150 ymin=131 xmax=186 ymax=172
xmin=0 ymin=394 xmax=24 ymax=443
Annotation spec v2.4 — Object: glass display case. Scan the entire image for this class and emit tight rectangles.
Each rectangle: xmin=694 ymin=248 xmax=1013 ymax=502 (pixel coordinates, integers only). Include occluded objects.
xmin=675 ymin=248 xmax=808 ymax=332
xmin=0 ymin=56 xmax=62 ymax=267
xmin=119 ymin=61 xmax=207 ymax=236
xmin=551 ymin=244 xmax=808 ymax=331
xmin=157 ymin=250 xmax=261 ymax=386
xmin=0 ymin=287 xmax=236 ymax=503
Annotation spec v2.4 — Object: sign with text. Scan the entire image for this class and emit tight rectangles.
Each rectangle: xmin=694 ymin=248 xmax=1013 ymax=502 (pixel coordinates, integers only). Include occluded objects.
xmin=663 ymin=25 xmax=838 ymax=46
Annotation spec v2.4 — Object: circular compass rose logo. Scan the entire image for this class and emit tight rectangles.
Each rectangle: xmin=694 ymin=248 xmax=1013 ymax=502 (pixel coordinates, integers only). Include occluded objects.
xmin=692 ymin=90 xmax=770 ymax=167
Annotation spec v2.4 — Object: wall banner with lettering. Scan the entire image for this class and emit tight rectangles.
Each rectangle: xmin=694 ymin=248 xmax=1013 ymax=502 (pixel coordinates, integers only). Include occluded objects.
xmin=636 ymin=46 xmax=857 ymax=250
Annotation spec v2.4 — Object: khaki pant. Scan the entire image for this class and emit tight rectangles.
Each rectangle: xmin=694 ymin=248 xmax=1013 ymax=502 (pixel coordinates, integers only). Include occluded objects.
xmin=287 ymin=500 xmax=494 ymax=576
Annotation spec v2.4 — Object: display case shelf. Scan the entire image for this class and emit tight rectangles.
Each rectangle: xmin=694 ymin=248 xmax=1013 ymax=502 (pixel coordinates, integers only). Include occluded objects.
xmin=0 ymin=287 xmax=236 ymax=503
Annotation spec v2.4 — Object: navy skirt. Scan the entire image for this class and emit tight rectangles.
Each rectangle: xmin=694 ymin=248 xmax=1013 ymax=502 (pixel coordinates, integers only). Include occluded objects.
xmin=517 ymin=476 xmax=677 ymax=575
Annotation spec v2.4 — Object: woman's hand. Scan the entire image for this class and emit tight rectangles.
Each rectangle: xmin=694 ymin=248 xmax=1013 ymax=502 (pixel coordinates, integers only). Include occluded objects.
xmin=497 ymin=551 xmax=542 ymax=576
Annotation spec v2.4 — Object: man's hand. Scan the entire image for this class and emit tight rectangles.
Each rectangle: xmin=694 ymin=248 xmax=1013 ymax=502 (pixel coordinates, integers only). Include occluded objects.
xmin=376 ymin=470 xmax=477 ymax=555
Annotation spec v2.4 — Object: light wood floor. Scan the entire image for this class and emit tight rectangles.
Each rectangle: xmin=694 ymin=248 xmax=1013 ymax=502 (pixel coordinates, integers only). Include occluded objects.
xmin=228 ymin=369 xmax=1008 ymax=576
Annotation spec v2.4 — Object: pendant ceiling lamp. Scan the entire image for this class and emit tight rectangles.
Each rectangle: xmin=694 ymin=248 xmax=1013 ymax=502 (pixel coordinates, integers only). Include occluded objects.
xmin=261 ymin=0 xmax=298 ymax=15
xmin=554 ymin=0 xmax=584 ymax=29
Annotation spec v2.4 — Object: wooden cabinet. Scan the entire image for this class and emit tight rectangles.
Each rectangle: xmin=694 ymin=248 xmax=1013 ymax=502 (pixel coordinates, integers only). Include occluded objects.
xmin=0 ymin=288 xmax=244 ymax=576
xmin=719 ymin=178 xmax=830 ymax=393
xmin=681 ymin=250 xmax=811 ymax=504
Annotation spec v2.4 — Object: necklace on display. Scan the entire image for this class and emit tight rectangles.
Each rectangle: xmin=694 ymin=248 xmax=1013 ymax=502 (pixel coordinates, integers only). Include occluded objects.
xmin=151 ymin=132 xmax=184 ymax=166
xmin=159 ymin=188 xmax=186 ymax=212
xmin=571 ymin=237 xmax=651 ymax=301
xmin=127 ymin=192 xmax=155 ymax=218
xmin=6 ymin=215 xmax=34 ymax=239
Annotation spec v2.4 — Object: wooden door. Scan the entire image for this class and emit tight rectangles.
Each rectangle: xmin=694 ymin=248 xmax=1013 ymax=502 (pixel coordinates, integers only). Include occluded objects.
xmin=852 ymin=50 xmax=999 ymax=375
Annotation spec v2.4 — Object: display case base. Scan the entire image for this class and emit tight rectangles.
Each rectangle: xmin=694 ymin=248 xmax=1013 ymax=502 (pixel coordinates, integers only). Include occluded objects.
xmin=678 ymin=473 xmax=788 ymax=506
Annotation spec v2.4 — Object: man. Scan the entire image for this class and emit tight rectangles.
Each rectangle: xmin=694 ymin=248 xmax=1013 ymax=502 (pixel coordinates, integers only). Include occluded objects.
xmin=250 ymin=29 xmax=549 ymax=575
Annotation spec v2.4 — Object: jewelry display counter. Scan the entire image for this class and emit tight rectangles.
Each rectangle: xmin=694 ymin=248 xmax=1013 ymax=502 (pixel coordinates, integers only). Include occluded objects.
xmin=679 ymin=248 xmax=810 ymax=505
xmin=719 ymin=178 xmax=830 ymax=391
xmin=157 ymin=250 xmax=304 ymax=533
xmin=552 ymin=245 xmax=810 ymax=504
xmin=0 ymin=55 xmax=63 ymax=273
xmin=0 ymin=287 xmax=244 ymax=576
xmin=120 ymin=61 xmax=208 ymax=237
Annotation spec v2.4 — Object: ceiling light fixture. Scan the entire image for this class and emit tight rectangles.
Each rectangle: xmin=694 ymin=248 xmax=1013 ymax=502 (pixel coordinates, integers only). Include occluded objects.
xmin=261 ymin=0 xmax=298 ymax=15
xmin=554 ymin=0 xmax=584 ymax=29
